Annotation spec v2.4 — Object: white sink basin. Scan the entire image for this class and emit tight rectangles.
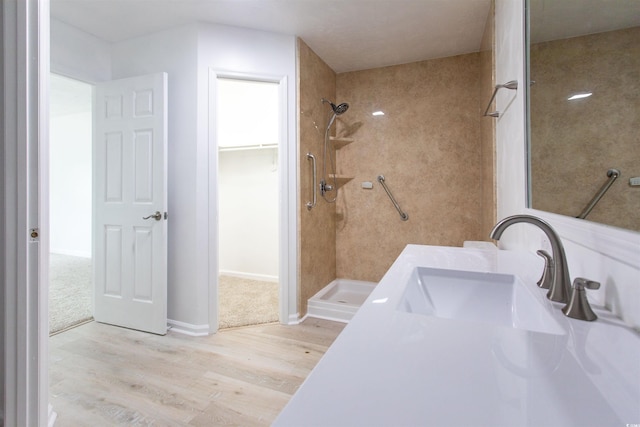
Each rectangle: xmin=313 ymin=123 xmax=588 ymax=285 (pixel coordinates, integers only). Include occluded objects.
xmin=398 ymin=267 xmax=564 ymax=335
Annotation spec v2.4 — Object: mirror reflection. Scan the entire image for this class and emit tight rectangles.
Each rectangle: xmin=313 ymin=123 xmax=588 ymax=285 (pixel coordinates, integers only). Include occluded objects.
xmin=527 ymin=0 xmax=640 ymax=231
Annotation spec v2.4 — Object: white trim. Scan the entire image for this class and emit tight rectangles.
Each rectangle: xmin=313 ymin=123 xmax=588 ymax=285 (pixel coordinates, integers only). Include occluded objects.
xmin=527 ymin=208 xmax=640 ymax=268
xmin=48 ymin=404 xmax=57 ymax=427
xmin=219 ymin=270 xmax=278 ymax=283
xmin=208 ymin=69 xmax=297 ymax=334
xmin=288 ymin=313 xmax=304 ymax=325
xmin=207 ymin=69 xmax=219 ymax=334
xmin=2 ymin=0 xmax=49 ymax=424
xmin=50 ymin=249 xmax=92 ymax=258
xmin=167 ymin=319 xmax=210 ymax=336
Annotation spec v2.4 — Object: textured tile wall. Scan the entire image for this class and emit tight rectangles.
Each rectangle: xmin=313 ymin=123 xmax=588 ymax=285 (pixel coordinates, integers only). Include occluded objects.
xmin=297 ymin=39 xmax=337 ymax=315
xmin=335 ymin=54 xmax=485 ymax=282
xmin=530 ymin=27 xmax=640 ymax=231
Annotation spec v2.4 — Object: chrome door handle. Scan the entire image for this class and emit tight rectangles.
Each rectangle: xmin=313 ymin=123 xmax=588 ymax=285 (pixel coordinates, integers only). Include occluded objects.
xmin=143 ymin=211 xmax=162 ymax=221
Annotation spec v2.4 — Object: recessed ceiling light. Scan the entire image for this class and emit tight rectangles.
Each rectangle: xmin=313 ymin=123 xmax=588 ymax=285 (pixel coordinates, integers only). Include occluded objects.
xmin=567 ymin=92 xmax=592 ymax=101
xmin=372 ymin=111 xmax=385 ymax=116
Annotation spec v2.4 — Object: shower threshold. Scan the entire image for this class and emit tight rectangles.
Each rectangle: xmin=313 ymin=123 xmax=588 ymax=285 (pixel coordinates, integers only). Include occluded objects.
xmin=307 ymin=278 xmax=377 ymax=323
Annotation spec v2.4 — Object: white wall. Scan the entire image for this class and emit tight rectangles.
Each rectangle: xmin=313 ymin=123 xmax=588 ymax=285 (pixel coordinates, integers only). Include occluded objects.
xmin=495 ymin=0 xmax=640 ymax=330
xmin=49 ymin=111 xmax=92 ymax=257
xmin=110 ymin=24 xmax=201 ymax=328
xmin=50 ymin=19 xmax=111 ymax=82
xmin=109 ymin=23 xmax=297 ymax=332
xmin=218 ymin=149 xmax=279 ymax=280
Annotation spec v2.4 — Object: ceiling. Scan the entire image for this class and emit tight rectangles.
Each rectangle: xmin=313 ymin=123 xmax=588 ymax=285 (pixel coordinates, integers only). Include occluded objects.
xmin=51 ymin=1 xmax=640 ymax=73
xmin=50 ymin=0 xmax=493 ymax=73
xmin=50 ymin=0 xmax=639 ymax=113
xmin=530 ymin=0 xmax=640 ymax=43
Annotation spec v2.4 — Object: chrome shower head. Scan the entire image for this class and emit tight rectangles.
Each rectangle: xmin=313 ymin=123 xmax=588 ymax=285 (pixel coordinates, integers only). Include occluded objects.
xmin=322 ymin=98 xmax=349 ymax=115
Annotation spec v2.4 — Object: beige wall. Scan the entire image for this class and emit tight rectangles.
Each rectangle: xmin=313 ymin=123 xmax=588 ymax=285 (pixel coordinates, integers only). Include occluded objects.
xmin=335 ymin=53 xmax=485 ymax=282
xmin=297 ymin=39 xmax=337 ymax=315
xmin=530 ymin=27 xmax=640 ymax=231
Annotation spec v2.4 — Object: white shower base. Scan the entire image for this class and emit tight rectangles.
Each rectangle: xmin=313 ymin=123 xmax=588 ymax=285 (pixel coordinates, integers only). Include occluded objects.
xmin=307 ymin=279 xmax=377 ymax=323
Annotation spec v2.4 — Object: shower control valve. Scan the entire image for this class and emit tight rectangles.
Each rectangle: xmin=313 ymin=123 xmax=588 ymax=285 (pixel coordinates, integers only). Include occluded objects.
xmin=320 ymin=180 xmax=333 ymax=195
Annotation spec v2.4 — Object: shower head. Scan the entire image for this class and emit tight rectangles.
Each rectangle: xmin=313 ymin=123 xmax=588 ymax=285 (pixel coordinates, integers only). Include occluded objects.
xmin=322 ymin=98 xmax=349 ymax=115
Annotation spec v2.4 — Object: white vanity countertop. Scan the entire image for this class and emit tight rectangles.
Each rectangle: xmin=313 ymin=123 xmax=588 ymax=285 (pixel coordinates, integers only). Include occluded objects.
xmin=273 ymin=245 xmax=640 ymax=427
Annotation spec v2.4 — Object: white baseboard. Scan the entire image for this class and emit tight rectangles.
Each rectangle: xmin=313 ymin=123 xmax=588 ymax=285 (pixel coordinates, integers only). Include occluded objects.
xmin=50 ymin=248 xmax=91 ymax=258
xmin=288 ymin=313 xmax=303 ymax=325
xmin=167 ymin=319 xmax=210 ymax=336
xmin=48 ymin=404 xmax=57 ymax=427
xmin=219 ymin=269 xmax=278 ymax=283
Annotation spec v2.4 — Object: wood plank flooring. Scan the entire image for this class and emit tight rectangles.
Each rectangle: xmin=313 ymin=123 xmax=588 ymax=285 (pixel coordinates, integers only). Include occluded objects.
xmin=49 ymin=318 xmax=345 ymax=426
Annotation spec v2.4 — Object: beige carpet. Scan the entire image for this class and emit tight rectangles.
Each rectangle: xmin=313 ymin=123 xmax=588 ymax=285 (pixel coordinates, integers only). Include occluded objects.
xmin=218 ymin=275 xmax=279 ymax=329
xmin=49 ymin=253 xmax=93 ymax=335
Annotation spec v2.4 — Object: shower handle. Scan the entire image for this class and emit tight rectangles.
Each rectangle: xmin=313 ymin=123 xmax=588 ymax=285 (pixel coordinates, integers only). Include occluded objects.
xmin=320 ymin=180 xmax=333 ymax=194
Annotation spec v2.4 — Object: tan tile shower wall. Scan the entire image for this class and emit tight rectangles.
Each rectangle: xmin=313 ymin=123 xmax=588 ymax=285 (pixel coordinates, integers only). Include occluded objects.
xmin=297 ymin=39 xmax=337 ymax=315
xmin=335 ymin=54 xmax=484 ymax=282
xmin=530 ymin=28 xmax=640 ymax=231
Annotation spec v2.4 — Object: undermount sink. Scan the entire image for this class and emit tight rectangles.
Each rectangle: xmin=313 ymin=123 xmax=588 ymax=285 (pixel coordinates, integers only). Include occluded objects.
xmin=398 ymin=267 xmax=564 ymax=335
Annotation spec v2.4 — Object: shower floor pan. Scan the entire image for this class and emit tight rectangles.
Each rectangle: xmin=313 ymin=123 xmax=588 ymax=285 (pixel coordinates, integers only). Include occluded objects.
xmin=307 ymin=279 xmax=377 ymax=323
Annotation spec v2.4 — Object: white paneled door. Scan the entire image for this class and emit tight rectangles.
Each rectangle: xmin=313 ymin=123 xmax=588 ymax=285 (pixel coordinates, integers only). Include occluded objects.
xmin=93 ymin=73 xmax=168 ymax=335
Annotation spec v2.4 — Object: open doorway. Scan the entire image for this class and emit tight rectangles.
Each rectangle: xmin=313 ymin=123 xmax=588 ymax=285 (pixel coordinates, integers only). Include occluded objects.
xmin=216 ymin=77 xmax=280 ymax=329
xmin=48 ymin=73 xmax=94 ymax=335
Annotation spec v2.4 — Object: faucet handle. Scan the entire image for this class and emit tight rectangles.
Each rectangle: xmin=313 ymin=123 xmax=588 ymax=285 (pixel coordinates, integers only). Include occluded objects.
xmin=535 ymin=250 xmax=554 ymax=289
xmin=572 ymin=277 xmax=600 ymax=291
xmin=562 ymin=277 xmax=601 ymax=321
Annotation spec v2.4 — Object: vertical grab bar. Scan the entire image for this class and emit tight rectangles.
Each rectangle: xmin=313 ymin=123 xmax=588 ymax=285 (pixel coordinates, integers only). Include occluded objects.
xmin=377 ymin=175 xmax=409 ymax=221
xmin=576 ymin=168 xmax=620 ymax=219
xmin=306 ymin=153 xmax=317 ymax=210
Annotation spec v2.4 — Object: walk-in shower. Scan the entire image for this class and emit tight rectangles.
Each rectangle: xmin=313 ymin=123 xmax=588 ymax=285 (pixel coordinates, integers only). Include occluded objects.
xmin=320 ymin=98 xmax=349 ymax=202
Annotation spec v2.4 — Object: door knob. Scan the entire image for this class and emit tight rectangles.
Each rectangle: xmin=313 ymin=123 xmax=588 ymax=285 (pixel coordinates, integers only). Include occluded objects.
xmin=143 ymin=211 xmax=162 ymax=221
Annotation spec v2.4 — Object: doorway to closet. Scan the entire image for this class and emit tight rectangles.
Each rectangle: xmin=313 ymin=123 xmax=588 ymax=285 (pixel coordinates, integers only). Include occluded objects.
xmin=216 ymin=77 xmax=280 ymax=329
xmin=49 ymin=73 xmax=94 ymax=335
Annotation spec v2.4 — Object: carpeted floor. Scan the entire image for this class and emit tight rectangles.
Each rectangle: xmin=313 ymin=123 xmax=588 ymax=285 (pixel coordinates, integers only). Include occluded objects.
xmin=49 ymin=256 xmax=277 ymax=333
xmin=49 ymin=253 xmax=93 ymax=335
xmin=218 ymin=275 xmax=279 ymax=329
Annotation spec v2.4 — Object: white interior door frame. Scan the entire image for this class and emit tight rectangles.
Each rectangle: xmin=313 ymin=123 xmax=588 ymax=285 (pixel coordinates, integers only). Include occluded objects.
xmin=207 ymin=69 xmax=298 ymax=332
xmin=1 ymin=0 xmax=50 ymax=425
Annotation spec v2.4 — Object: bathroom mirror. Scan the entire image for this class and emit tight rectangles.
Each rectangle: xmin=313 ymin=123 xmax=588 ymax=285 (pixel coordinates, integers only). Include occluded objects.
xmin=526 ymin=0 xmax=640 ymax=232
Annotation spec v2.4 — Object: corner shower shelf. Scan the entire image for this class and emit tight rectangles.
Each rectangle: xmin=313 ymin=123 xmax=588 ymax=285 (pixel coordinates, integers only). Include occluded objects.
xmin=329 ymin=175 xmax=354 ymax=188
xmin=330 ymin=137 xmax=355 ymax=150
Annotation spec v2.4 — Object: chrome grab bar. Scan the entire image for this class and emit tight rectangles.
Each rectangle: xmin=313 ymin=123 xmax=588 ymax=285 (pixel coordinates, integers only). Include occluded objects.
xmin=377 ymin=175 xmax=408 ymax=221
xmin=306 ymin=153 xmax=317 ymax=210
xmin=483 ymin=80 xmax=518 ymax=117
xmin=577 ymin=168 xmax=620 ymax=219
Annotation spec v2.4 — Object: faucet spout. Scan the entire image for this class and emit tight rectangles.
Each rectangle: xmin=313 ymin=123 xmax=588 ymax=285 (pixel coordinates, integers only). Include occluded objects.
xmin=489 ymin=215 xmax=571 ymax=304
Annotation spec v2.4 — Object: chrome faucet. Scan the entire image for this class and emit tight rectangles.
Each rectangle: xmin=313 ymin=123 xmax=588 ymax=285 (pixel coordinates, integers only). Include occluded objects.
xmin=489 ymin=215 xmax=570 ymax=304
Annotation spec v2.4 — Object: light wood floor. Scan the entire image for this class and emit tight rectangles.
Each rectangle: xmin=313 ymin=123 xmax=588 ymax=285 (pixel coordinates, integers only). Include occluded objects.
xmin=49 ymin=318 xmax=345 ymax=426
